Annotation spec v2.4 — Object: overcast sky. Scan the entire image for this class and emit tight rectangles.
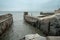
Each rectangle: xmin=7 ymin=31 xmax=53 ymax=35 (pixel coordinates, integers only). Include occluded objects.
xmin=0 ymin=0 xmax=60 ymax=11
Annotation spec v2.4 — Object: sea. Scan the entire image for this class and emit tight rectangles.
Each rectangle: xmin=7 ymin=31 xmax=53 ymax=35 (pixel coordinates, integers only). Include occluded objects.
xmin=0 ymin=11 xmax=44 ymax=40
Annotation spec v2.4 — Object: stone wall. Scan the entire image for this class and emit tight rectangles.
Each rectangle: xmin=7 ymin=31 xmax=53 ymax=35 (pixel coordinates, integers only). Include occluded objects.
xmin=37 ymin=14 xmax=60 ymax=36
xmin=24 ymin=12 xmax=60 ymax=36
xmin=40 ymin=12 xmax=55 ymax=16
xmin=24 ymin=12 xmax=38 ymax=26
xmin=0 ymin=14 xmax=13 ymax=36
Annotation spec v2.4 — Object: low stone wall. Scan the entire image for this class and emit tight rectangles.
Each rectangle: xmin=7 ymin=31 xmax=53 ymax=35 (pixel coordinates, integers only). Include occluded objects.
xmin=0 ymin=14 xmax=13 ymax=36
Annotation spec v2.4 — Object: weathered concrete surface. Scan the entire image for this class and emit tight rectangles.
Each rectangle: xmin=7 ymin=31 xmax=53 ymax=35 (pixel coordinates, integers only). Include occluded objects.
xmin=21 ymin=34 xmax=46 ymax=40
xmin=47 ymin=36 xmax=60 ymax=40
xmin=24 ymin=15 xmax=37 ymax=23
xmin=24 ymin=12 xmax=60 ymax=36
xmin=37 ymin=14 xmax=60 ymax=36
xmin=40 ymin=12 xmax=55 ymax=16
xmin=24 ymin=12 xmax=38 ymax=26
xmin=25 ymin=34 xmax=46 ymax=40
xmin=0 ymin=14 xmax=13 ymax=36
xmin=21 ymin=34 xmax=60 ymax=40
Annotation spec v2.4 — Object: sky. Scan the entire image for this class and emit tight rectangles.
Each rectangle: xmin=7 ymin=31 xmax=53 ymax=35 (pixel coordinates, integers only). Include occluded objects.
xmin=0 ymin=0 xmax=60 ymax=11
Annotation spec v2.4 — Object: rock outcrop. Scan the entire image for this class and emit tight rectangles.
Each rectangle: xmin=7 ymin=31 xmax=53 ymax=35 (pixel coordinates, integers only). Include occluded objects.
xmin=0 ymin=14 xmax=13 ymax=35
xmin=24 ymin=12 xmax=60 ymax=36
xmin=37 ymin=14 xmax=60 ymax=36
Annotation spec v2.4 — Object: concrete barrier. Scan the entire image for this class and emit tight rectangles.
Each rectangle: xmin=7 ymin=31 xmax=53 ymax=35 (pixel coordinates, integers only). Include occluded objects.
xmin=36 ymin=14 xmax=60 ymax=36
xmin=47 ymin=36 xmax=60 ymax=40
xmin=24 ymin=12 xmax=60 ymax=36
xmin=37 ymin=15 xmax=57 ymax=35
xmin=24 ymin=12 xmax=38 ymax=27
xmin=40 ymin=12 xmax=55 ymax=16
xmin=0 ymin=14 xmax=13 ymax=36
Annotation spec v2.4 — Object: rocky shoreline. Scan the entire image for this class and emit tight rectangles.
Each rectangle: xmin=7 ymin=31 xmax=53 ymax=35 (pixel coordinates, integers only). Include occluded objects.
xmin=0 ymin=14 xmax=13 ymax=36
xmin=24 ymin=12 xmax=60 ymax=36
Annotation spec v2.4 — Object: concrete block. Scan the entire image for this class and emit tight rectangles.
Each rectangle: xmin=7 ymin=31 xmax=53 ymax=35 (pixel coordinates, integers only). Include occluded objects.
xmin=25 ymin=34 xmax=46 ymax=40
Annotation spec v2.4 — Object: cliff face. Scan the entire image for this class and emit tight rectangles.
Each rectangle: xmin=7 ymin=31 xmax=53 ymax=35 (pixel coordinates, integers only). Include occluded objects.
xmin=0 ymin=14 xmax=13 ymax=35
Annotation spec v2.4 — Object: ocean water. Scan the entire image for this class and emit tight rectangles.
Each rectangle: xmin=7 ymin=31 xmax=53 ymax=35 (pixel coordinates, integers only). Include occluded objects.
xmin=0 ymin=11 xmax=44 ymax=40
